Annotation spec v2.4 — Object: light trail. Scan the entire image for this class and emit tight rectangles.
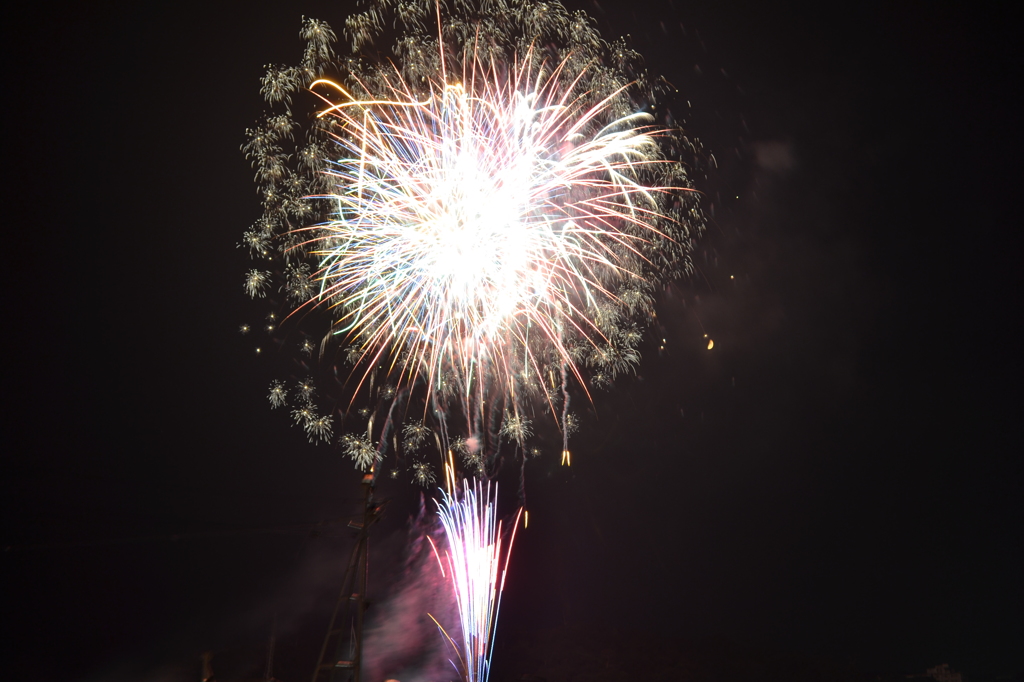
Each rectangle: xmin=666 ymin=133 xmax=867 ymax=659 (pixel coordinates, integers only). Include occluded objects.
xmin=434 ymin=479 xmax=521 ymax=682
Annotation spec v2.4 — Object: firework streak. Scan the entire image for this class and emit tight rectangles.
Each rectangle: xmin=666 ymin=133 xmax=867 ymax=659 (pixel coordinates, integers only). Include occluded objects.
xmin=432 ymin=479 xmax=521 ymax=682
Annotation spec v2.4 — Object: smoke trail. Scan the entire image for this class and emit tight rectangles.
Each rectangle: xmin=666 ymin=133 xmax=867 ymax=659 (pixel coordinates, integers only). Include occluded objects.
xmin=361 ymin=498 xmax=459 ymax=682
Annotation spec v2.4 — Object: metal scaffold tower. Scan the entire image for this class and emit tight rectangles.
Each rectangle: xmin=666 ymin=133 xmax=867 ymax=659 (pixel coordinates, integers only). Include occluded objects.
xmin=311 ymin=474 xmax=386 ymax=682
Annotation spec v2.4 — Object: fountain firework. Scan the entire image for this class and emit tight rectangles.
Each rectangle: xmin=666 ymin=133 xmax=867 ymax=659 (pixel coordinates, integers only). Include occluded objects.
xmin=432 ymin=477 xmax=520 ymax=682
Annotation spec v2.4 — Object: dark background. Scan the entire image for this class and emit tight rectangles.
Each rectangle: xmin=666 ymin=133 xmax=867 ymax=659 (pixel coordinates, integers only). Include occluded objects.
xmin=4 ymin=0 xmax=1021 ymax=680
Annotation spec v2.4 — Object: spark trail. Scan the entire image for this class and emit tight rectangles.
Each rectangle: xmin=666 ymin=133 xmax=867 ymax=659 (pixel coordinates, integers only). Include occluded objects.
xmin=433 ymin=478 xmax=520 ymax=682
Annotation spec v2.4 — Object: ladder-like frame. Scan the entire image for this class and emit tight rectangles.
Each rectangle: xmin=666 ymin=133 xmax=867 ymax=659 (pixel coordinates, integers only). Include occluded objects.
xmin=311 ymin=475 xmax=384 ymax=682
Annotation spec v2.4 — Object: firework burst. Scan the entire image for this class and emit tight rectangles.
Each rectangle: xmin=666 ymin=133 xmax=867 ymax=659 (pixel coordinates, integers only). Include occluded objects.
xmin=306 ymin=58 xmax=680 ymax=422
xmin=240 ymin=0 xmax=704 ymax=476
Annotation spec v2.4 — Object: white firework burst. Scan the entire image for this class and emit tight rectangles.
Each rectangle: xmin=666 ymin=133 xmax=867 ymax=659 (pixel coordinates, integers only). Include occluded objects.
xmin=268 ymin=380 xmax=288 ymax=408
xmin=291 ymin=402 xmax=316 ymax=426
xmin=402 ymin=421 xmax=431 ymax=451
xmin=588 ymin=341 xmax=640 ymax=378
xmin=500 ymin=412 xmax=533 ymax=445
xmin=340 ymin=433 xmax=379 ymax=470
xmin=305 ymin=414 xmax=334 ymax=443
xmin=410 ymin=461 xmax=436 ymax=487
xmin=239 ymin=0 xmax=706 ymax=477
xmin=563 ymin=411 xmax=579 ymax=436
xmin=240 ymin=226 xmax=272 ymax=257
xmin=296 ymin=377 xmax=316 ymax=401
xmin=244 ymin=269 xmax=271 ymax=298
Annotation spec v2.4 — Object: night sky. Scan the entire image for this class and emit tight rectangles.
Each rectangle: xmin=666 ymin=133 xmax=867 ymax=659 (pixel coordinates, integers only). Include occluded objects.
xmin=4 ymin=1 xmax=1021 ymax=681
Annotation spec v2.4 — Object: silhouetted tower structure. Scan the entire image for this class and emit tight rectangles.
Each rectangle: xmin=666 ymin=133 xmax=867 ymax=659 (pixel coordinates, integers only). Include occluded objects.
xmin=311 ymin=474 xmax=385 ymax=682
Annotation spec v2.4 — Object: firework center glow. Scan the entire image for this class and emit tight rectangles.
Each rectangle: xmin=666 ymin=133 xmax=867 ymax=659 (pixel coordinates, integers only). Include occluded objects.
xmin=413 ymin=90 xmax=549 ymax=341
